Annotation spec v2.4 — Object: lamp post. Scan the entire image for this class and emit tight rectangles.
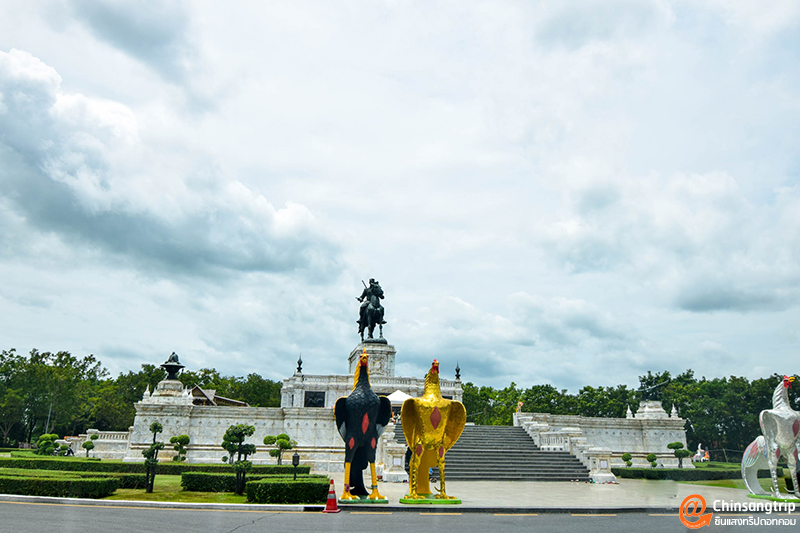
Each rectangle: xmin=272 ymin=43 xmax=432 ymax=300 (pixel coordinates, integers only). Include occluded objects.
xmin=292 ymin=451 xmax=300 ymax=480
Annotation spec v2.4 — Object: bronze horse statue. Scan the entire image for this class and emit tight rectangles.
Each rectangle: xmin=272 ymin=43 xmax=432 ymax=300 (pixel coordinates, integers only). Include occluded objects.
xmin=357 ymin=281 xmax=385 ymax=341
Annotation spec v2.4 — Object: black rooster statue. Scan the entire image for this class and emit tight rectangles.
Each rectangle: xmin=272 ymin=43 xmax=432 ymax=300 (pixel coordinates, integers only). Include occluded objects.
xmin=334 ymin=348 xmax=392 ymax=501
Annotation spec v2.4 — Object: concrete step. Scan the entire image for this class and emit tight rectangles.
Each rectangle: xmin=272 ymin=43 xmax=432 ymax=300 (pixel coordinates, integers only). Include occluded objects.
xmin=392 ymin=423 xmax=590 ymax=482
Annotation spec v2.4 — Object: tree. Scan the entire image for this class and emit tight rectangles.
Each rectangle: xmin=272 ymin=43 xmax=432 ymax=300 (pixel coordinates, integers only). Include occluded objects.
xmin=263 ymin=433 xmax=295 ymax=465
xmin=142 ymin=421 xmax=164 ymax=493
xmin=82 ymin=434 xmax=99 ymax=457
xmin=170 ymin=434 xmax=190 ymax=462
xmin=646 ymin=453 xmax=658 ymax=468
xmin=222 ymin=424 xmax=256 ymax=495
xmin=578 ymin=385 xmax=634 ymax=418
xmin=519 ymin=384 xmax=579 ymax=416
xmin=637 ymin=370 xmax=672 ymax=402
xmin=232 ymin=373 xmax=282 ymax=407
xmin=667 ymin=442 xmax=692 ymax=469
xmin=0 ymin=389 xmax=23 ymax=446
xmin=621 ymin=452 xmax=632 ymax=468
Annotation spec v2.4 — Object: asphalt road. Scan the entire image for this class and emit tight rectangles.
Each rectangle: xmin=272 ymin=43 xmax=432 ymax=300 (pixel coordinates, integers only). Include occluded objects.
xmin=0 ymin=501 xmax=794 ymax=532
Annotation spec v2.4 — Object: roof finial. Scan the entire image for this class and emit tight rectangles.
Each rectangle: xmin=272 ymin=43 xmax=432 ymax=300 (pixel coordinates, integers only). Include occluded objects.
xmin=455 ymin=361 xmax=461 ymax=380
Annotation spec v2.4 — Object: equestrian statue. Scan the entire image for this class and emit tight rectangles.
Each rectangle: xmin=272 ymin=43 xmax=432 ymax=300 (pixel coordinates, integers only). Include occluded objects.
xmin=357 ymin=278 xmax=386 ymax=341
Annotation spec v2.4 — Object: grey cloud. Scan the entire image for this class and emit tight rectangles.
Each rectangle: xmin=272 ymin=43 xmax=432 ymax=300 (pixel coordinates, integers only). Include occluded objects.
xmin=69 ymin=0 xmax=194 ymax=85
xmin=509 ymin=293 xmax=628 ymax=346
xmin=675 ymin=280 xmax=786 ymax=313
xmin=534 ymin=0 xmax=671 ymax=50
xmin=0 ymin=50 xmax=340 ymax=280
xmin=575 ymin=183 xmax=621 ymax=214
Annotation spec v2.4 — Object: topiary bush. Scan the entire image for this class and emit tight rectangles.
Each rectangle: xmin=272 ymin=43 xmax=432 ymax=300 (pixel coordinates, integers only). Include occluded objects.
xmin=142 ymin=421 xmax=164 ymax=493
xmin=667 ymin=442 xmax=692 ymax=468
xmin=246 ymin=478 xmax=329 ymax=504
xmin=621 ymin=453 xmax=632 ymax=468
xmin=222 ymin=424 xmax=256 ymax=495
xmin=35 ymin=434 xmax=59 ymax=456
xmin=263 ymin=433 xmax=296 ymax=465
xmin=646 ymin=453 xmax=658 ymax=468
xmin=170 ymin=435 xmax=190 ymax=462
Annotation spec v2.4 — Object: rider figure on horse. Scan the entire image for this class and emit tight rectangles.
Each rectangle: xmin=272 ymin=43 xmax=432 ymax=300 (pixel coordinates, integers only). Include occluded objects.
xmin=357 ymin=278 xmax=386 ymax=339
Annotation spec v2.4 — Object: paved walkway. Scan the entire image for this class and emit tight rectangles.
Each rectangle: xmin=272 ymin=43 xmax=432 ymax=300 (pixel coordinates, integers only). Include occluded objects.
xmin=0 ymin=477 xmax=760 ymax=513
xmin=328 ymin=473 xmax=758 ymax=512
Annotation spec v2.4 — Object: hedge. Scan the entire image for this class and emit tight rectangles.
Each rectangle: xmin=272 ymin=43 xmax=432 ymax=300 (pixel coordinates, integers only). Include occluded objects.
xmin=246 ymin=478 xmax=329 ymax=504
xmin=0 ymin=458 xmax=310 ymax=476
xmin=612 ymin=467 xmax=771 ymax=481
xmin=0 ymin=475 xmax=119 ymax=498
xmin=181 ymin=472 xmax=328 ymax=492
xmin=0 ymin=467 xmax=146 ymax=490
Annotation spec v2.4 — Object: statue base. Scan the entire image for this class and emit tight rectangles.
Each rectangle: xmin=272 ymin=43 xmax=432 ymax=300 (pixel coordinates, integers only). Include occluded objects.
xmin=361 ymin=338 xmax=388 ymax=344
xmin=349 ymin=342 xmax=396 ymax=377
xmin=399 ymin=494 xmax=461 ymax=504
xmin=338 ymin=496 xmax=388 ymax=504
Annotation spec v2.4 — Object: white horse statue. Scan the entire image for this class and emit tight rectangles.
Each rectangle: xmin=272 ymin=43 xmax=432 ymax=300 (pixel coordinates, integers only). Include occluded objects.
xmin=692 ymin=443 xmax=705 ymax=463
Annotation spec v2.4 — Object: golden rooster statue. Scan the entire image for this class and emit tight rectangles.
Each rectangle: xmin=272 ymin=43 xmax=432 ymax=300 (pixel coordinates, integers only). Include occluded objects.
xmin=401 ymin=359 xmax=466 ymax=501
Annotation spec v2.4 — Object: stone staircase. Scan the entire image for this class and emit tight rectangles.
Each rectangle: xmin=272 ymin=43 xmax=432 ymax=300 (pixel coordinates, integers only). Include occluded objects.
xmin=392 ymin=423 xmax=590 ymax=481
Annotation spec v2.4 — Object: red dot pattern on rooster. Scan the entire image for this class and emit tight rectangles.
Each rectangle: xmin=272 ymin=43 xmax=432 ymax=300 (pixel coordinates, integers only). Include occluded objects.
xmin=793 ymin=419 xmax=799 ymax=437
xmin=439 ymin=446 xmax=444 ymax=458
xmin=362 ymin=413 xmax=370 ymax=434
xmin=430 ymin=407 xmax=441 ymax=429
xmin=415 ymin=444 xmax=423 ymax=456
xmin=349 ymin=437 xmax=355 ymax=449
xmin=371 ymin=437 xmax=376 ymax=449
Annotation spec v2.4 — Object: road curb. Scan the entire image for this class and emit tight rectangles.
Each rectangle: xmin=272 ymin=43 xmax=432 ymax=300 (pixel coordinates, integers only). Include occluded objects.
xmin=0 ymin=494 xmax=681 ymax=513
xmin=0 ymin=494 xmax=322 ymax=512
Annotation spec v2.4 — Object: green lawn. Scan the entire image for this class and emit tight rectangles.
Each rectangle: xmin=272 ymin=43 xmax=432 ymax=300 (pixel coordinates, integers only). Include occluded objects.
xmin=681 ymin=477 xmax=792 ymax=493
xmin=691 ymin=461 xmax=741 ymax=470
xmin=105 ymin=475 xmax=248 ymax=504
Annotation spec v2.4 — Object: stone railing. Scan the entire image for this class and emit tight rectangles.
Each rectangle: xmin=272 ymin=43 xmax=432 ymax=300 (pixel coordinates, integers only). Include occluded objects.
xmin=377 ymin=422 xmax=408 ymax=482
xmin=514 ymin=407 xmax=691 ymax=470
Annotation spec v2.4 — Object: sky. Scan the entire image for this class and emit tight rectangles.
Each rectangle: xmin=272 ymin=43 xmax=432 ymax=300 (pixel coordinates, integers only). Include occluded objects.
xmin=1 ymin=0 xmax=799 ymax=392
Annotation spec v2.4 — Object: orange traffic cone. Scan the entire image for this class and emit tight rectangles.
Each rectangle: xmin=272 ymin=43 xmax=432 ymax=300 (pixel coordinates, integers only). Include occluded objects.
xmin=322 ymin=479 xmax=340 ymax=513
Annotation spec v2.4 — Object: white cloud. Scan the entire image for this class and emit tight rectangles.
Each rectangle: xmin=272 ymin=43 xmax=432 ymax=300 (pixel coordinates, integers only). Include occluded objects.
xmin=0 ymin=2 xmax=799 ymax=391
xmin=0 ymin=49 xmax=340 ymax=278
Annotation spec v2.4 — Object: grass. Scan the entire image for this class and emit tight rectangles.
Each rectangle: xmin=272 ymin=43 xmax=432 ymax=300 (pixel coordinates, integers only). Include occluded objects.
xmin=105 ymin=475 xmax=248 ymax=503
xmin=681 ymin=477 xmax=793 ymax=493
xmin=691 ymin=461 xmax=741 ymax=470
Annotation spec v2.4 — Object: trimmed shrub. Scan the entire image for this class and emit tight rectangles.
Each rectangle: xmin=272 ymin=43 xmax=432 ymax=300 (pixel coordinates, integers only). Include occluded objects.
xmin=0 ymin=474 xmax=119 ymax=498
xmin=612 ymin=467 xmax=771 ymax=481
xmin=246 ymin=478 xmax=329 ymax=504
xmin=112 ymin=473 xmax=148 ymax=489
xmin=0 ymin=457 xmax=310 ymax=476
xmin=0 ymin=467 xmax=145 ymax=489
xmin=182 ymin=472 xmax=327 ymax=492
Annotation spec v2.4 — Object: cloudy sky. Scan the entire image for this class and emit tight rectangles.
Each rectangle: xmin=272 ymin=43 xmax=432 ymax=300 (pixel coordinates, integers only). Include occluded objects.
xmin=1 ymin=1 xmax=799 ymax=392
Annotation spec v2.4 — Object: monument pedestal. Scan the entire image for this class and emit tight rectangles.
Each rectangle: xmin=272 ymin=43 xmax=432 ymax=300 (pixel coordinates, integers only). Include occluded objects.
xmin=349 ymin=342 xmax=396 ymax=376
